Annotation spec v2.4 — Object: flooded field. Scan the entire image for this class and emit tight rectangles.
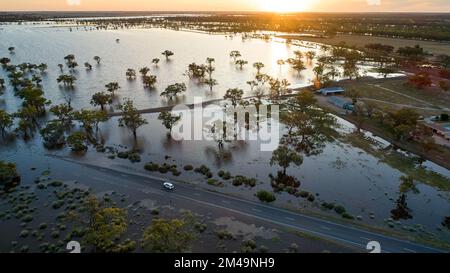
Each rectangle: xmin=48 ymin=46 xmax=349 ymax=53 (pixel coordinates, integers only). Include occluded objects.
xmin=1 ymin=22 xmax=449 ymax=251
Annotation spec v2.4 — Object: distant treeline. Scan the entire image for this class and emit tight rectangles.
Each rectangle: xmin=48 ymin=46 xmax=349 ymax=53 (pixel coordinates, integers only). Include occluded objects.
xmin=1 ymin=12 xmax=450 ymax=41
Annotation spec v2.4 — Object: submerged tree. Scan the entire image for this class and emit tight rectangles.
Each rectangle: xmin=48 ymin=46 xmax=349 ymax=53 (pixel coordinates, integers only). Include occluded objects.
xmin=253 ymin=62 xmax=265 ymax=74
xmin=57 ymin=74 xmax=77 ymax=87
xmin=118 ymin=98 xmax=148 ymax=139
xmin=50 ymin=103 xmax=74 ymax=129
xmin=235 ymin=59 xmax=248 ymax=69
xmin=152 ymin=58 xmax=160 ymax=67
xmin=142 ymin=75 xmax=157 ymax=89
xmin=160 ymin=83 xmax=186 ymax=100
xmin=93 ymin=56 xmax=101 ymax=64
xmin=67 ymin=132 xmax=88 ymax=152
xmin=105 ymin=82 xmax=120 ymax=97
xmin=91 ymin=92 xmax=113 ymax=111
xmin=0 ymin=110 xmax=13 ymax=138
xmin=270 ymin=145 xmax=303 ymax=175
xmin=158 ymin=111 xmax=181 ymax=136
xmin=223 ymin=88 xmax=243 ymax=108
xmin=126 ymin=68 xmax=137 ymax=80
xmin=229 ymin=50 xmax=241 ymax=61
xmin=162 ymin=50 xmax=174 ymax=61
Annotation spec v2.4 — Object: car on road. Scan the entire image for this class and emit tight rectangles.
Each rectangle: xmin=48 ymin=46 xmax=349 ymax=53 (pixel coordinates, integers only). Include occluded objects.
xmin=163 ymin=182 xmax=175 ymax=190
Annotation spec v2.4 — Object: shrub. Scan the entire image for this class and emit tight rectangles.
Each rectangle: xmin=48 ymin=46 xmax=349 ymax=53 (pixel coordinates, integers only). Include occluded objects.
xmin=321 ymin=202 xmax=335 ymax=210
xmin=342 ymin=213 xmax=355 ymax=220
xmin=144 ymin=162 xmax=159 ymax=172
xmin=194 ymin=165 xmax=210 ymax=176
xmin=183 ymin=165 xmax=194 ymax=171
xmin=233 ymin=176 xmax=257 ymax=187
xmin=128 ymin=153 xmax=141 ymax=163
xmin=299 ymin=191 xmax=309 ymax=198
xmin=256 ymin=190 xmax=276 ymax=203
xmin=334 ymin=205 xmax=346 ymax=215
xmin=215 ymin=229 xmax=235 ymax=240
xmin=117 ymin=151 xmax=129 ymax=159
xmin=307 ymin=194 xmax=315 ymax=202
xmin=0 ymin=161 xmax=20 ymax=186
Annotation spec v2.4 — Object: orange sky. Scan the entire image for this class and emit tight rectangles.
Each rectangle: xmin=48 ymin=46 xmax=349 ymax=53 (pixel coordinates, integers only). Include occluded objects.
xmin=1 ymin=0 xmax=450 ymax=12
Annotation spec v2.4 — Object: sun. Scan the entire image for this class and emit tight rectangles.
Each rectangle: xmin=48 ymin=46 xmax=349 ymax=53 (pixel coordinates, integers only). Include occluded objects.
xmin=262 ymin=0 xmax=313 ymax=12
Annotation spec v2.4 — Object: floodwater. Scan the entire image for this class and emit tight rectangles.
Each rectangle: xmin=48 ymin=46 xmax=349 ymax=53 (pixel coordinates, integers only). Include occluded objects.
xmin=0 ymin=23 xmax=449 ymax=242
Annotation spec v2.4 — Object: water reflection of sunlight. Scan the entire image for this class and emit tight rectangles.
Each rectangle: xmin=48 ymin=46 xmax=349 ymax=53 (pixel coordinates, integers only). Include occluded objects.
xmin=270 ymin=41 xmax=289 ymax=77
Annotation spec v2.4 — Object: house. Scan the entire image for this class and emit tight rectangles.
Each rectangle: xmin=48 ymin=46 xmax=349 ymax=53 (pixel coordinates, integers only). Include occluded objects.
xmin=327 ymin=96 xmax=354 ymax=111
xmin=318 ymin=87 xmax=345 ymax=96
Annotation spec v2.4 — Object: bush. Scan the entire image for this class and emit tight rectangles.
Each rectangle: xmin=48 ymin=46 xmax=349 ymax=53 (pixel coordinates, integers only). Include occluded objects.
xmin=334 ymin=205 xmax=346 ymax=215
xmin=256 ymin=190 xmax=276 ymax=203
xmin=194 ymin=165 xmax=210 ymax=176
xmin=128 ymin=153 xmax=141 ymax=163
xmin=207 ymin=179 xmax=223 ymax=187
xmin=0 ymin=161 xmax=20 ymax=186
xmin=321 ymin=202 xmax=335 ymax=210
xmin=307 ymin=194 xmax=315 ymax=202
xmin=183 ymin=165 xmax=194 ymax=171
xmin=233 ymin=176 xmax=257 ymax=187
xmin=215 ymin=229 xmax=235 ymax=240
xmin=299 ymin=191 xmax=309 ymax=198
xmin=342 ymin=213 xmax=355 ymax=220
xmin=144 ymin=162 xmax=159 ymax=172
xmin=117 ymin=151 xmax=129 ymax=159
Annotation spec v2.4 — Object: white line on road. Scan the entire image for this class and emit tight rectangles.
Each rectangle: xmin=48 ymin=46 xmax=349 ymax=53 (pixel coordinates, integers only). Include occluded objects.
xmin=221 ymin=200 xmax=230 ymax=204
xmin=360 ymin=237 xmax=372 ymax=241
xmin=403 ymin=248 xmax=417 ymax=253
xmin=252 ymin=208 xmax=262 ymax=212
xmin=321 ymin=226 xmax=331 ymax=230
xmin=285 ymin=217 xmax=295 ymax=221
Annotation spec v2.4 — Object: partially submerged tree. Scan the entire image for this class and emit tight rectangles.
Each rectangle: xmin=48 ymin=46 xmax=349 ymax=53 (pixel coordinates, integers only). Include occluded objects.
xmin=105 ymin=82 xmax=120 ymax=97
xmin=91 ymin=92 xmax=113 ymax=111
xmin=158 ymin=111 xmax=181 ymax=136
xmin=118 ymin=98 xmax=148 ymax=139
xmin=160 ymin=83 xmax=186 ymax=100
xmin=67 ymin=132 xmax=88 ymax=152
xmin=270 ymin=145 xmax=303 ymax=175
xmin=162 ymin=50 xmax=174 ymax=61
xmin=223 ymin=88 xmax=243 ymax=107
xmin=126 ymin=68 xmax=137 ymax=80
xmin=0 ymin=110 xmax=13 ymax=138
xmin=57 ymin=74 xmax=77 ymax=87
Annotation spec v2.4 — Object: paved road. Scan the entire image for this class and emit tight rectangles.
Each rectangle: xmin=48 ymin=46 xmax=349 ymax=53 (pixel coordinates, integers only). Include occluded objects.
xmin=53 ymin=156 xmax=447 ymax=253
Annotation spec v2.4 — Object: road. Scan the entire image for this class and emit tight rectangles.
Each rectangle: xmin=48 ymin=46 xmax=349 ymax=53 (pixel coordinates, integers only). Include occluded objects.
xmin=53 ymin=156 xmax=446 ymax=253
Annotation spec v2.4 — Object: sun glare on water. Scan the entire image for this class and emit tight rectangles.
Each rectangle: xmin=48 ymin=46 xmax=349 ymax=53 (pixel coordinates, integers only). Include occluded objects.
xmin=262 ymin=0 xmax=313 ymax=12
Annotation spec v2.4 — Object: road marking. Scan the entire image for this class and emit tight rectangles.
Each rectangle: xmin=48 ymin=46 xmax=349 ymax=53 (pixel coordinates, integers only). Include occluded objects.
xmin=360 ymin=237 xmax=372 ymax=241
xmin=221 ymin=200 xmax=230 ymax=204
xmin=320 ymin=226 xmax=331 ymax=231
xmin=403 ymin=248 xmax=417 ymax=253
xmin=252 ymin=208 xmax=262 ymax=212
xmin=285 ymin=217 xmax=295 ymax=221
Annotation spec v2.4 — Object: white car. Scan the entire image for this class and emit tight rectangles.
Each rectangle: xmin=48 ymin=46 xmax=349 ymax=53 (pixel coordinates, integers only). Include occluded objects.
xmin=163 ymin=182 xmax=175 ymax=190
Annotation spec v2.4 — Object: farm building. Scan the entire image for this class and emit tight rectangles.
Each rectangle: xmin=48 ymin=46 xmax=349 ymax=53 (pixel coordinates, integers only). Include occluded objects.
xmin=327 ymin=96 xmax=354 ymax=111
xmin=318 ymin=87 xmax=345 ymax=96
xmin=423 ymin=119 xmax=450 ymax=141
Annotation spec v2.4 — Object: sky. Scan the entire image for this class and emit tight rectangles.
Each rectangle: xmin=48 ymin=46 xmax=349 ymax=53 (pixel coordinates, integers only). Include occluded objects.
xmin=1 ymin=0 xmax=450 ymax=12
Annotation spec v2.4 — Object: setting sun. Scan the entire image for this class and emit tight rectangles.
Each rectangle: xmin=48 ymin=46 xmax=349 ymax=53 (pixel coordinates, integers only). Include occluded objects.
xmin=262 ymin=0 xmax=313 ymax=12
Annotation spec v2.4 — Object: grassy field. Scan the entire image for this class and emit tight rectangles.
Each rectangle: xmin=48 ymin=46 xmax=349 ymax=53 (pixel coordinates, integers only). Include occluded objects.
xmin=337 ymin=77 xmax=450 ymax=116
xmin=280 ymin=33 xmax=450 ymax=56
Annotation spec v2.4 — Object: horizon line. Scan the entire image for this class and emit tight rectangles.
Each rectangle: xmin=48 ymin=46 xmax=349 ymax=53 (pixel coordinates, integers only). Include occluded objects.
xmin=1 ymin=10 xmax=450 ymax=14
